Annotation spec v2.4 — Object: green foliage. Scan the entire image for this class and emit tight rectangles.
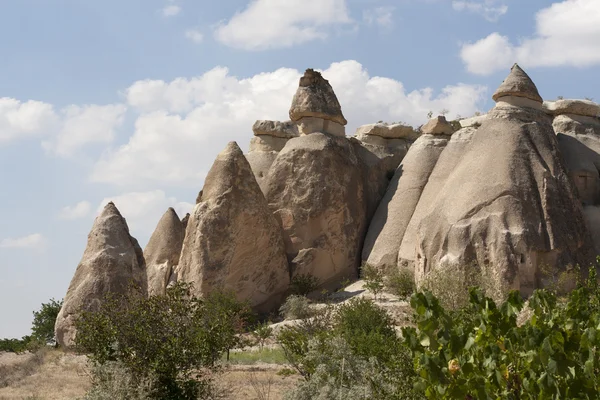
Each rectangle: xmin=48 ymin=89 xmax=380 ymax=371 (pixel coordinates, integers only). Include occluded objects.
xmin=362 ymin=264 xmax=384 ymax=300
xmin=226 ymin=348 xmax=288 ymax=365
xmin=81 ymin=361 xmax=154 ymax=400
xmin=290 ymin=274 xmax=320 ymax=295
xmin=0 ymin=336 xmax=31 ymax=353
xmin=252 ymin=321 xmax=274 ymax=350
xmin=385 ymin=268 xmax=416 ymax=300
xmin=279 ymin=295 xmax=313 ymax=320
xmin=75 ymin=282 xmax=252 ymax=400
xmin=31 ymin=298 xmax=62 ymax=344
xmin=403 ymin=267 xmax=600 ymax=399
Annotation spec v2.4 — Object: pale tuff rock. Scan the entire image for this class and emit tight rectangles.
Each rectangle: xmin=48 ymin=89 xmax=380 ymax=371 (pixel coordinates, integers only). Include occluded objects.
xmin=265 ymin=133 xmax=367 ymax=287
xmin=420 ymin=116 xmax=454 ymax=135
xmin=492 ymin=63 xmax=543 ymax=103
xmin=181 ymin=213 xmax=190 ymax=230
xmin=177 ymin=142 xmax=290 ymax=311
xmin=544 ymin=99 xmax=600 ymax=118
xmin=363 ymin=134 xmax=449 ymax=269
xmin=252 ymin=120 xmax=299 ymax=138
xmin=54 ymin=202 xmax=146 ymax=348
xmin=459 ymin=114 xmax=488 ymax=128
xmin=145 ymin=208 xmax=185 ymax=296
xmin=289 ymin=69 xmax=347 ymax=126
xmin=296 ymin=116 xmax=346 ymax=137
xmin=354 ymin=123 xmax=420 ymax=140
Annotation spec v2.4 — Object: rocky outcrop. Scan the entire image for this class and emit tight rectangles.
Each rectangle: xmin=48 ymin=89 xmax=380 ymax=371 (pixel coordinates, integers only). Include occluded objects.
xmin=177 ymin=142 xmax=290 ymax=311
xmin=362 ymin=134 xmax=449 ymax=269
xmin=247 ymin=120 xmax=299 ymax=194
xmin=145 ymin=208 xmax=185 ymax=296
xmin=421 ymin=116 xmax=454 ymax=135
xmin=403 ymin=66 xmax=593 ymax=296
xmin=54 ymin=202 xmax=146 ymax=348
xmin=289 ymin=69 xmax=347 ymax=136
xmin=354 ymin=123 xmax=419 ymax=140
xmin=265 ymin=133 xmax=367 ymax=287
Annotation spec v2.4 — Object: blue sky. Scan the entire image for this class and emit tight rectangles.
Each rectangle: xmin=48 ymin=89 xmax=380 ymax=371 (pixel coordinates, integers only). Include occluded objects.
xmin=1 ymin=0 xmax=599 ymax=338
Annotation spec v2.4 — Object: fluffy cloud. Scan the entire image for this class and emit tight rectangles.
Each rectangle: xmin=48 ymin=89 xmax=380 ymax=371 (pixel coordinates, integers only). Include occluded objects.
xmin=452 ymin=0 xmax=508 ymax=22
xmin=214 ymin=0 xmax=352 ymax=50
xmin=91 ymin=60 xmax=486 ymax=188
xmin=363 ymin=7 xmax=395 ymax=29
xmin=0 ymin=98 xmax=58 ymax=144
xmin=185 ymin=29 xmax=204 ymax=43
xmin=0 ymin=233 xmax=46 ymax=249
xmin=162 ymin=5 xmax=181 ymax=17
xmin=97 ymin=190 xmax=193 ymax=242
xmin=461 ymin=0 xmax=600 ymax=75
xmin=43 ymin=104 xmax=127 ymax=157
xmin=58 ymin=201 xmax=92 ymax=220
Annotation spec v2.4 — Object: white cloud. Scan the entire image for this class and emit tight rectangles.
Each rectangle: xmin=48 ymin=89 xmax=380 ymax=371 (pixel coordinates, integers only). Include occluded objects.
xmin=91 ymin=60 xmax=486 ymax=188
xmin=162 ymin=5 xmax=181 ymax=17
xmin=43 ymin=104 xmax=127 ymax=157
xmin=0 ymin=233 xmax=46 ymax=249
xmin=461 ymin=0 xmax=600 ymax=75
xmin=0 ymin=98 xmax=58 ymax=144
xmin=185 ymin=29 xmax=204 ymax=43
xmin=58 ymin=201 xmax=92 ymax=220
xmin=97 ymin=190 xmax=193 ymax=241
xmin=363 ymin=7 xmax=395 ymax=29
xmin=452 ymin=0 xmax=508 ymax=22
xmin=214 ymin=0 xmax=352 ymax=50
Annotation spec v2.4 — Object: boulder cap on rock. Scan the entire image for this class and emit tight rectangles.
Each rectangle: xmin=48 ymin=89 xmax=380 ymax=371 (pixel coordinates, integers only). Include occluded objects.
xmin=421 ymin=116 xmax=454 ymax=135
xmin=354 ymin=123 xmax=420 ymax=140
xmin=492 ymin=63 xmax=543 ymax=103
xmin=289 ymin=68 xmax=347 ymax=126
xmin=543 ymin=99 xmax=600 ymax=117
xmin=252 ymin=120 xmax=299 ymax=138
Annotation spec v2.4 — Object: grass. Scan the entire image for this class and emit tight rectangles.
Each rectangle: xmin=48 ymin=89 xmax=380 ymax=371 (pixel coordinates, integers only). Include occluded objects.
xmin=225 ymin=347 xmax=288 ymax=365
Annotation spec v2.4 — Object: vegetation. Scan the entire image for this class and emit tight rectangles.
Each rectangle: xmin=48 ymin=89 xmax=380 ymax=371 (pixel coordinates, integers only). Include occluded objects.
xmin=385 ymin=267 xmax=416 ymax=300
xmin=361 ymin=263 xmax=384 ymax=300
xmin=279 ymin=295 xmax=313 ymax=320
xmin=252 ymin=321 xmax=274 ymax=351
xmin=75 ymin=282 xmax=252 ymax=400
xmin=290 ymin=274 xmax=320 ymax=296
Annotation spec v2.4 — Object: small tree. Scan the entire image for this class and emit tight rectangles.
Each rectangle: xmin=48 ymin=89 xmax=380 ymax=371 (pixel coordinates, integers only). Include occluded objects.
xmin=252 ymin=321 xmax=274 ymax=351
xmin=290 ymin=274 xmax=319 ymax=296
xmin=362 ymin=263 xmax=384 ymax=300
xmin=31 ymin=298 xmax=63 ymax=345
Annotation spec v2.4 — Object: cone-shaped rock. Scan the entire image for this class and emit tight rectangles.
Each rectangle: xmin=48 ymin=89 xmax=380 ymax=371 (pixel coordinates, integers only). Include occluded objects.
xmin=145 ymin=208 xmax=185 ymax=296
xmin=492 ymin=63 xmax=543 ymax=103
xmin=289 ymin=69 xmax=347 ymax=126
xmin=177 ymin=142 xmax=290 ymax=311
xmin=264 ymin=133 xmax=367 ymax=287
xmin=54 ymin=202 xmax=146 ymax=348
xmin=404 ymin=67 xmax=593 ymax=296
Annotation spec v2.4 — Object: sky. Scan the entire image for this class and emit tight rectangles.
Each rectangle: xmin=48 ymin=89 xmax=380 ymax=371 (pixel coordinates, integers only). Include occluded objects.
xmin=1 ymin=0 xmax=600 ymax=338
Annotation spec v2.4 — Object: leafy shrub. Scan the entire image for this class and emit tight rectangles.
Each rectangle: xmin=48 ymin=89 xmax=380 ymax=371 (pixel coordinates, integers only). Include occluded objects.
xmin=0 ymin=337 xmax=31 ymax=353
xmin=75 ymin=282 xmax=252 ymax=400
xmin=31 ymin=298 xmax=62 ymax=345
xmin=362 ymin=263 xmax=384 ymax=300
xmin=252 ymin=321 xmax=273 ymax=351
xmin=279 ymin=295 xmax=313 ymax=320
xmin=82 ymin=361 xmax=154 ymax=400
xmin=403 ymin=267 xmax=600 ymax=399
xmin=290 ymin=274 xmax=320 ymax=295
xmin=385 ymin=268 xmax=415 ymax=300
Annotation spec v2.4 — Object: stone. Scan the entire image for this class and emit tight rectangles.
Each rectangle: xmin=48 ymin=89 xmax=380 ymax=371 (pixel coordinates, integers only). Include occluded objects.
xmin=181 ymin=213 xmax=190 ymax=230
xmin=354 ymin=123 xmax=420 ymax=140
xmin=421 ymin=116 xmax=454 ymax=135
xmin=492 ymin=63 xmax=543 ymax=103
xmin=264 ymin=133 xmax=367 ymax=287
xmin=544 ymin=99 xmax=600 ymax=117
xmin=145 ymin=208 xmax=185 ymax=296
xmin=362 ymin=134 xmax=449 ymax=269
xmin=177 ymin=142 xmax=290 ymax=311
xmin=459 ymin=114 xmax=488 ymax=128
xmin=289 ymin=69 xmax=347 ymax=126
xmin=54 ymin=202 xmax=146 ymax=348
xmin=252 ymin=120 xmax=298 ymax=138
xmin=296 ymin=116 xmax=345 ymax=137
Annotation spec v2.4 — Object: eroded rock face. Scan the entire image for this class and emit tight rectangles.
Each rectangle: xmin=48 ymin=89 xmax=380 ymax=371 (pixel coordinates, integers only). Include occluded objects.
xmin=177 ymin=142 xmax=290 ymax=311
xmin=544 ymin=99 xmax=600 ymax=117
xmin=354 ymin=123 xmax=419 ymax=140
xmin=289 ymin=69 xmax=347 ymax=126
xmin=145 ymin=208 xmax=185 ymax=296
xmin=55 ymin=202 xmax=146 ymax=348
xmin=252 ymin=120 xmax=298 ymax=138
xmin=363 ymin=134 xmax=449 ymax=269
xmin=265 ymin=133 xmax=367 ymax=287
xmin=421 ymin=116 xmax=454 ymax=135
xmin=492 ymin=63 xmax=543 ymax=103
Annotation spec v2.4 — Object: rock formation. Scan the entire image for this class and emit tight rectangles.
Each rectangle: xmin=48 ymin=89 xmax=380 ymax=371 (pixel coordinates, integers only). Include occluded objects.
xmin=289 ymin=69 xmax=347 ymax=136
xmin=388 ymin=64 xmax=592 ymax=295
xmin=246 ymin=120 xmax=298 ymax=194
xmin=177 ymin=142 xmax=290 ymax=311
xmin=54 ymin=202 xmax=146 ymax=348
xmin=144 ymin=207 xmax=185 ymax=296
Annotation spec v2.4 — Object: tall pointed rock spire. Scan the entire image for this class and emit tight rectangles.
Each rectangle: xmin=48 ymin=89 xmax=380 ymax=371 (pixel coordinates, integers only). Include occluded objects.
xmin=492 ymin=63 xmax=543 ymax=103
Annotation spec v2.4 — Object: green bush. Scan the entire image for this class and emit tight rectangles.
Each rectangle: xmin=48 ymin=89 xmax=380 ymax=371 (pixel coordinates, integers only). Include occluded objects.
xmin=279 ymin=295 xmax=313 ymax=320
xmin=75 ymin=282 xmax=252 ymax=400
xmin=385 ymin=268 xmax=415 ymax=300
xmin=251 ymin=321 xmax=273 ymax=350
xmin=31 ymin=298 xmax=62 ymax=345
xmin=290 ymin=274 xmax=320 ymax=295
xmin=81 ymin=361 xmax=154 ymax=400
xmin=402 ymin=266 xmax=600 ymax=399
xmin=361 ymin=264 xmax=384 ymax=300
